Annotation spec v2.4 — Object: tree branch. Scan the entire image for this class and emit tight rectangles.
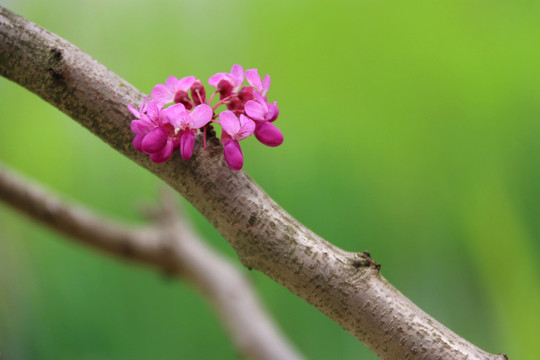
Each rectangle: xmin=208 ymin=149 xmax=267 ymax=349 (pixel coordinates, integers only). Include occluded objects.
xmin=0 ymin=162 xmax=304 ymax=360
xmin=0 ymin=6 xmax=507 ymax=359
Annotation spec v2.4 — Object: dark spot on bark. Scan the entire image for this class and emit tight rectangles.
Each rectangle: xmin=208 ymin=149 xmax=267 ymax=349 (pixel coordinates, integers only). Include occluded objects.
xmin=204 ymin=124 xmax=216 ymax=139
xmin=500 ymin=354 xmax=508 ymax=360
xmin=248 ymin=212 xmax=257 ymax=226
xmin=364 ymin=255 xmax=381 ymax=271
xmin=47 ymin=67 xmax=63 ymax=79
xmin=50 ymin=47 xmax=62 ymax=60
xmin=352 ymin=251 xmax=381 ymax=271
xmin=47 ymin=47 xmax=64 ymax=79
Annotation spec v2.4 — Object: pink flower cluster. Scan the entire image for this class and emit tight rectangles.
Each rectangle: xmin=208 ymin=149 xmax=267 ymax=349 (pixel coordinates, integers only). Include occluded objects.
xmin=128 ymin=65 xmax=283 ymax=170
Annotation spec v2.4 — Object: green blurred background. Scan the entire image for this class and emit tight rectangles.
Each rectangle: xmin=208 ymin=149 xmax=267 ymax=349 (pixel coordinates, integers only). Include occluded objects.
xmin=1 ymin=0 xmax=539 ymax=359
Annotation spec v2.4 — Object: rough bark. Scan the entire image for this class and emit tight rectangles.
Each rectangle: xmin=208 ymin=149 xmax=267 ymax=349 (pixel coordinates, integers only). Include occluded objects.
xmin=0 ymin=6 xmax=507 ymax=360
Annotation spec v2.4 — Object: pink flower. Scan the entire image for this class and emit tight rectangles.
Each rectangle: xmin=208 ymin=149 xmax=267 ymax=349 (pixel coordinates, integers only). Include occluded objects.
xmin=209 ymin=64 xmax=244 ymax=97
xmin=160 ymin=103 xmax=213 ymax=160
xmin=245 ymin=92 xmax=279 ymax=122
xmin=151 ymin=76 xmax=196 ymax=107
xmin=245 ymin=68 xmax=271 ymax=98
xmin=129 ymin=99 xmax=176 ymax=164
xmin=244 ymin=92 xmax=283 ymax=147
xmin=219 ymin=111 xmax=255 ymax=170
xmin=130 ymin=66 xmax=282 ymax=168
xmin=129 ymin=97 xmax=161 ymax=152
xmin=140 ymin=126 xmax=176 ymax=164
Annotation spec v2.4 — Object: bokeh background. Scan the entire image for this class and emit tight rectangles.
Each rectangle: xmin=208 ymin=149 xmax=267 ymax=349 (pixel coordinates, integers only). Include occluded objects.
xmin=1 ymin=0 xmax=539 ymax=359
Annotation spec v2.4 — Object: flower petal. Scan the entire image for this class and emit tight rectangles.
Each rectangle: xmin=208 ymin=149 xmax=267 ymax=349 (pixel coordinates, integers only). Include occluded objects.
xmin=180 ymin=130 xmax=196 ymax=160
xmin=130 ymin=119 xmax=153 ymax=135
xmin=128 ymin=104 xmax=140 ymax=118
xmin=165 ymin=76 xmax=180 ymax=90
xmin=236 ymin=115 xmax=256 ymax=140
xmin=176 ymin=76 xmax=196 ymax=92
xmin=141 ymin=127 xmax=168 ymax=154
xmin=268 ymin=101 xmax=279 ymax=122
xmin=244 ymin=99 xmax=268 ymax=121
xmin=219 ymin=111 xmax=240 ymax=136
xmin=252 ymin=91 xmax=265 ymax=103
xmin=145 ymin=101 xmax=161 ymax=123
xmin=139 ymin=95 xmax=151 ymax=114
xmin=262 ymin=74 xmax=271 ymax=95
xmin=223 ymin=139 xmax=244 ymax=171
xmin=245 ymin=69 xmax=262 ymax=90
xmin=254 ymin=122 xmax=283 ymax=147
xmin=150 ymin=139 xmax=174 ymax=163
xmin=133 ymin=134 xmax=144 ymax=152
xmin=190 ymin=104 xmax=213 ymax=129
xmin=160 ymin=103 xmax=186 ymax=128
xmin=231 ymin=64 xmax=244 ymax=83
xmin=151 ymin=84 xmax=173 ymax=106
xmin=208 ymin=73 xmax=228 ymax=87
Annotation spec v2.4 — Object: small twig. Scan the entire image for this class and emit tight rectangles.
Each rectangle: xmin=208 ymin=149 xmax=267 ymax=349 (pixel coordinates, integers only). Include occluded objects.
xmin=0 ymin=163 xmax=304 ymax=360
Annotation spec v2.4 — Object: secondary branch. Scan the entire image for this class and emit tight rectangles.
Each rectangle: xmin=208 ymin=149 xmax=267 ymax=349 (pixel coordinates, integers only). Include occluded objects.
xmin=0 ymin=163 xmax=304 ymax=360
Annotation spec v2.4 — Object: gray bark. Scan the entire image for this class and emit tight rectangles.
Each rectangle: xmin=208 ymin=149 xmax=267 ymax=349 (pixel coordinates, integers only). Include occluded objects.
xmin=0 ymin=6 xmax=507 ymax=360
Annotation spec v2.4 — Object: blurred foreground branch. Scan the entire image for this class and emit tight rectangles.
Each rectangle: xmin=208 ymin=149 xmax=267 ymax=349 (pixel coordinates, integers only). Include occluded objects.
xmin=0 ymin=163 xmax=304 ymax=360
xmin=0 ymin=164 xmax=301 ymax=360
xmin=0 ymin=5 xmax=507 ymax=360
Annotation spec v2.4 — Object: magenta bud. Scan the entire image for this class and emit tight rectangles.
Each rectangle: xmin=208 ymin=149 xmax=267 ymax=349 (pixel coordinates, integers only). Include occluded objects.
xmin=173 ymin=90 xmax=193 ymax=110
xmin=226 ymin=97 xmax=244 ymax=111
xmin=217 ymin=79 xmax=233 ymax=99
xmin=141 ymin=127 xmax=168 ymax=154
xmin=238 ymin=86 xmax=254 ymax=103
xmin=191 ymin=81 xmax=206 ymax=106
xmin=223 ymin=139 xmax=244 ymax=171
xmin=254 ymin=122 xmax=283 ymax=147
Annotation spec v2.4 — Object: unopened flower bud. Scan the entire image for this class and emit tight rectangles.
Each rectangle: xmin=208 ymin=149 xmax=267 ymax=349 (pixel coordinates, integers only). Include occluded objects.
xmin=227 ymin=97 xmax=243 ymax=111
xmin=217 ymin=79 xmax=233 ymax=99
xmin=173 ymin=90 xmax=193 ymax=110
xmin=238 ymin=86 xmax=254 ymax=103
xmin=191 ymin=81 xmax=206 ymax=106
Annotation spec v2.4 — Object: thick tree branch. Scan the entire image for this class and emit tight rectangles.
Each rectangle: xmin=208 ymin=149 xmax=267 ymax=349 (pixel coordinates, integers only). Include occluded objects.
xmin=0 ymin=163 xmax=304 ymax=360
xmin=0 ymin=6 xmax=507 ymax=359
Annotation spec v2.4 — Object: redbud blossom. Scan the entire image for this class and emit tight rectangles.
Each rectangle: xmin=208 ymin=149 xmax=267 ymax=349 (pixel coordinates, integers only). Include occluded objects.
xmin=220 ymin=111 xmax=255 ymax=170
xmin=129 ymin=98 xmax=160 ymax=152
xmin=160 ymin=103 xmax=213 ymax=160
xmin=151 ymin=76 xmax=196 ymax=107
xmin=209 ymin=64 xmax=244 ymax=97
xmin=245 ymin=92 xmax=279 ymax=122
xmin=128 ymin=65 xmax=283 ymax=169
xmin=244 ymin=92 xmax=283 ymax=147
xmin=245 ymin=68 xmax=271 ymax=98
